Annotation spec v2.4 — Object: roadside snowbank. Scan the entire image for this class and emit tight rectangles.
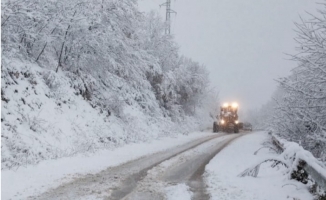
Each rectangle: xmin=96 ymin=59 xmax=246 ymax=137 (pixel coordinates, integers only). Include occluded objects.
xmin=165 ymin=184 xmax=193 ymax=200
xmin=2 ymin=131 xmax=213 ymax=200
xmin=205 ymin=132 xmax=314 ymax=200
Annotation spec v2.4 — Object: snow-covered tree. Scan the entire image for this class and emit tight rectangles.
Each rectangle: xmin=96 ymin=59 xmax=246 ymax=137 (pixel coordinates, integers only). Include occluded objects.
xmin=2 ymin=0 xmax=212 ymax=126
xmin=250 ymin=5 xmax=326 ymax=161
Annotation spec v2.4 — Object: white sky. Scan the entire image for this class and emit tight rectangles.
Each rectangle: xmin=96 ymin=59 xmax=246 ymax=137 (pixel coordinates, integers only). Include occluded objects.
xmin=138 ymin=0 xmax=320 ymax=111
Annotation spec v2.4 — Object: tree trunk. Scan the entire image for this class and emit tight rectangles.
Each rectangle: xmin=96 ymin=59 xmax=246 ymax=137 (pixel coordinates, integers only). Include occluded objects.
xmin=35 ymin=42 xmax=47 ymax=62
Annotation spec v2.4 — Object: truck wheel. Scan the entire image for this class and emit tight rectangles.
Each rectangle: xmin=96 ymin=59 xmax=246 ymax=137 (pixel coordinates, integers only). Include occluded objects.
xmin=234 ymin=125 xmax=239 ymax=133
xmin=213 ymin=122 xmax=218 ymax=133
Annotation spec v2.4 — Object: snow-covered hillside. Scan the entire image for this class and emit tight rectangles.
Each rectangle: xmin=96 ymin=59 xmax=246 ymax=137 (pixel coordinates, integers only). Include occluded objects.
xmin=1 ymin=0 xmax=217 ymax=170
xmin=1 ymin=58 xmax=194 ymax=169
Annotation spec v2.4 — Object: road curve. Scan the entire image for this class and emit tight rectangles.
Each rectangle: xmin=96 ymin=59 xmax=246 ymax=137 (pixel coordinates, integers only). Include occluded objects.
xmin=31 ymin=132 xmax=245 ymax=200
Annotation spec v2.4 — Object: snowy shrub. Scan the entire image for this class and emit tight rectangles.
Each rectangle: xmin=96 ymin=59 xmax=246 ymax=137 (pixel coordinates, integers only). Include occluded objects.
xmin=43 ymin=71 xmax=61 ymax=90
xmin=106 ymin=95 xmax=124 ymax=118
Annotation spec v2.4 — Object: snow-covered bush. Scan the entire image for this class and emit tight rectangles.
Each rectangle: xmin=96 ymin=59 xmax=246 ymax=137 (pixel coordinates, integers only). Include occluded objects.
xmin=43 ymin=71 xmax=61 ymax=91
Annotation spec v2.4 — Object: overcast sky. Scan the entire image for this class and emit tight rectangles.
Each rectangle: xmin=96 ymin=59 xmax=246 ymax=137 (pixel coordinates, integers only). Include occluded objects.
xmin=138 ymin=0 xmax=320 ymax=112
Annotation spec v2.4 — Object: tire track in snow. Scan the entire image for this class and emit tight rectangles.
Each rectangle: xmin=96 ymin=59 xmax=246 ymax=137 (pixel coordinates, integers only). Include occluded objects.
xmin=187 ymin=134 xmax=244 ymax=200
xmin=107 ymin=133 xmax=228 ymax=200
xmin=32 ymin=133 xmax=226 ymax=200
xmin=117 ymin=133 xmax=245 ymax=200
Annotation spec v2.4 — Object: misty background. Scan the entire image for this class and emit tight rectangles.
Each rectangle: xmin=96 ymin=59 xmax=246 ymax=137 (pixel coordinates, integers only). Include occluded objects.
xmin=138 ymin=0 xmax=320 ymax=112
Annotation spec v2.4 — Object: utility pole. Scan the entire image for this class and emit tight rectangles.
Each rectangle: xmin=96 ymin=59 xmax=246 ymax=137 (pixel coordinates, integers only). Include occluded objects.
xmin=160 ymin=0 xmax=176 ymax=34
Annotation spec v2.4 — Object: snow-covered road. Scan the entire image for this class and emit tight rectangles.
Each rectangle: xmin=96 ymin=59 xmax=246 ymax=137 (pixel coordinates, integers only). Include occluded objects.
xmin=3 ymin=131 xmax=313 ymax=200
xmin=29 ymin=132 xmax=243 ymax=199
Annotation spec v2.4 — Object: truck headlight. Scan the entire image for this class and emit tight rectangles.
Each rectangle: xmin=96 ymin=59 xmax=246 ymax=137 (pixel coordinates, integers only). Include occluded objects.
xmin=235 ymin=120 xmax=239 ymax=124
xmin=221 ymin=119 xmax=225 ymax=124
xmin=232 ymin=102 xmax=238 ymax=108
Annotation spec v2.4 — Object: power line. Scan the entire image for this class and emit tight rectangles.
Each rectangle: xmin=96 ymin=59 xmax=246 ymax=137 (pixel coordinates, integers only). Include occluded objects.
xmin=160 ymin=0 xmax=177 ymax=34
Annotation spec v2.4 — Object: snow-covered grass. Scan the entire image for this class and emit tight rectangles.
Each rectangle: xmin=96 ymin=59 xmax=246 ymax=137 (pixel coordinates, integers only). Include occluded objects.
xmin=2 ymin=131 xmax=214 ymax=200
xmin=205 ymin=131 xmax=314 ymax=200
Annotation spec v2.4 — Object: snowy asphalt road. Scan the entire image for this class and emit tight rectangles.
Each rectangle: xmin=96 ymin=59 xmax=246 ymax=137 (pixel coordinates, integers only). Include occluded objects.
xmin=31 ymin=132 xmax=245 ymax=200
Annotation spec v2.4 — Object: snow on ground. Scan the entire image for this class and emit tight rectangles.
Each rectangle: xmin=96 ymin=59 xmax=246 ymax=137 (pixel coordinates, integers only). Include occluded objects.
xmin=205 ymin=131 xmax=314 ymax=200
xmin=165 ymin=184 xmax=193 ymax=200
xmin=2 ymin=131 xmax=213 ymax=200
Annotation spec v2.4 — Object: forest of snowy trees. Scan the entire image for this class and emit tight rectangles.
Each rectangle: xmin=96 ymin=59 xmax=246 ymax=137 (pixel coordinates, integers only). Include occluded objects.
xmin=2 ymin=0 xmax=210 ymax=117
xmin=1 ymin=0 xmax=215 ymax=169
xmin=248 ymin=5 xmax=326 ymax=162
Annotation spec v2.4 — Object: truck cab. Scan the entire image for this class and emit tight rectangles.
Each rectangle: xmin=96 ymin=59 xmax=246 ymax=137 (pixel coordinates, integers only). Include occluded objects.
xmin=213 ymin=102 xmax=240 ymax=133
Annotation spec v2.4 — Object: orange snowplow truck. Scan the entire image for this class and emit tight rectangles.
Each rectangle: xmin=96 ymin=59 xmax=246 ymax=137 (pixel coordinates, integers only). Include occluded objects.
xmin=213 ymin=102 xmax=239 ymax=133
